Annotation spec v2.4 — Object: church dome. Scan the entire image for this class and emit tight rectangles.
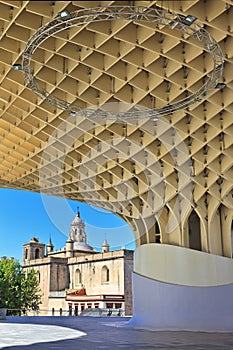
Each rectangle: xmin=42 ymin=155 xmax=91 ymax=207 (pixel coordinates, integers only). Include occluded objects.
xmin=68 ymin=209 xmax=94 ymax=252
xmin=73 ymin=241 xmax=94 ymax=251
xmin=71 ymin=210 xmax=84 ymax=226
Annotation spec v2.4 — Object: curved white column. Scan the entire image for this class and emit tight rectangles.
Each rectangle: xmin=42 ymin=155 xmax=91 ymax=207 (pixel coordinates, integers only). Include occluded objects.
xmin=130 ymin=244 xmax=233 ymax=332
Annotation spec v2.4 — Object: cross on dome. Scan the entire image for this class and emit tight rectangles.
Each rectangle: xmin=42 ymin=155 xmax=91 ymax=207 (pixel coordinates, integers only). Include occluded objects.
xmin=68 ymin=209 xmax=94 ymax=251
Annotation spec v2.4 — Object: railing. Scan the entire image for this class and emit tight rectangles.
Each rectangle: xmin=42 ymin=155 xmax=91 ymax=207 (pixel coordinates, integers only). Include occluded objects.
xmin=3 ymin=308 xmax=125 ymax=317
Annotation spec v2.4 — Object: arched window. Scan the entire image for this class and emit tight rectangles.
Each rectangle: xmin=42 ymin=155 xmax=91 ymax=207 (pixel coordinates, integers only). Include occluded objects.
xmin=188 ymin=210 xmax=201 ymax=251
xmin=75 ymin=269 xmax=82 ymax=286
xmin=101 ymin=265 xmax=110 ymax=284
xmin=155 ymin=221 xmax=161 ymax=243
xmin=35 ymin=248 xmax=40 ymax=259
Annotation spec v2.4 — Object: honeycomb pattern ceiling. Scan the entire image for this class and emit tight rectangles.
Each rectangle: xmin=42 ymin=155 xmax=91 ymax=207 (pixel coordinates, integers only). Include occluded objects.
xmin=0 ymin=0 xmax=232 ymax=245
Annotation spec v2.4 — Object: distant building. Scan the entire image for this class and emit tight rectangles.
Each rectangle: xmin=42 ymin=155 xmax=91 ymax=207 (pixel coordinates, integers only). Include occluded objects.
xmin=22 ymin=210 xmax=134 ymax=316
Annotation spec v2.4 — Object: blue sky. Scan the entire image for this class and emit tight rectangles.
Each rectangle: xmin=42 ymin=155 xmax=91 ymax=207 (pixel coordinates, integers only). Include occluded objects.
xmin=0 ymin=188 xmax=135 ymax=262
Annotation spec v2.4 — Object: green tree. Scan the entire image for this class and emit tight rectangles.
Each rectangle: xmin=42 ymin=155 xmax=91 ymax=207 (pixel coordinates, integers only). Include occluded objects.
xmin=0 ymin=257 xmax=41 ymax=315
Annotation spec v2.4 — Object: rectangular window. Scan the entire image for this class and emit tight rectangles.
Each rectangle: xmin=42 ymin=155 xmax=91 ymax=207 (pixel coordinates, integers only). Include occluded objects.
xmin=106 ymin=303 xmax=113 ymax=309
xmin=94 ymin=303 xmax=99 ymax=308
xmin=115 ymin=303 xmax=122 ymax=309
xmin=87 ymin=303 xmax=92 ymax=309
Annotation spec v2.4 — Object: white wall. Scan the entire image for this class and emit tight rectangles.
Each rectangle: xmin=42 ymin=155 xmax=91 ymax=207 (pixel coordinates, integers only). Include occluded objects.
xmin=130 ymin=244 xmax=233 ymax=332
xmin=134 ymin=244 xmax=233 ymax=286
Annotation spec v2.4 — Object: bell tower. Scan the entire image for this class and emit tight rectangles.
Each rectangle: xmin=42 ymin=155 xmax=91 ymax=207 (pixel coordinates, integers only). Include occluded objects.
xmin=23 ymin=237 xmax=45 ymax=264
xmin=68 ymin=208 xmax=87 ymax=243
xmin=67 ymin=208 xmax=94 ymax=252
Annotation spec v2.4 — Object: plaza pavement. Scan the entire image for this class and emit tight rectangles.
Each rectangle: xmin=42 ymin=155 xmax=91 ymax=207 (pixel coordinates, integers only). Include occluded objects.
xmin=0 ymin=316 xmax=233 ymax=349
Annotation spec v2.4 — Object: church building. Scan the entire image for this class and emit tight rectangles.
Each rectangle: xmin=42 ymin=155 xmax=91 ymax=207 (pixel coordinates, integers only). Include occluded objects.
xmin=23 ymin=210 xmax=134 ymax=316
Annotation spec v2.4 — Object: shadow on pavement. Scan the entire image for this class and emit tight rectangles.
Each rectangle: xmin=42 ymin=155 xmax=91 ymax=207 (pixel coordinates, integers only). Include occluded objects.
xmin=1 ymin=317 xmax=233 ymax=350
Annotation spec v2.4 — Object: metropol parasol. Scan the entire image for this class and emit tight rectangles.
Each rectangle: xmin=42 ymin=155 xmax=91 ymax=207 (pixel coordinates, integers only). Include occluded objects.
xmin=0 ymin=0 xmax=232 ymax=331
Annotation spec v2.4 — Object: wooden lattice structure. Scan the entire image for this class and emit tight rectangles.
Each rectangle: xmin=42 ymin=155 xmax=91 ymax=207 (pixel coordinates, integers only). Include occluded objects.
xmin=0 ymin=1 xmax=232 ymax=253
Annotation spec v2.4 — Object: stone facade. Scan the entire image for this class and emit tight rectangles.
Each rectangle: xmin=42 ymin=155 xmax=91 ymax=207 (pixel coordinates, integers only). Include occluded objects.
xmin=22 ymin=211 xmax=134 ymax=316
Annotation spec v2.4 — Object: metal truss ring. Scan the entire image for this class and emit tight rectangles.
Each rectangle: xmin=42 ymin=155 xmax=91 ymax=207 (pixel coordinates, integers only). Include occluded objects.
xmin=22 ymin=5 xmax=224 ymax=120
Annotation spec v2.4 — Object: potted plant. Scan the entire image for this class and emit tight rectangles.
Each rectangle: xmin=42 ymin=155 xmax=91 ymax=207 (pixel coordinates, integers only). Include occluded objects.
xmin=0 ymin=297 xmax=7 ymax=320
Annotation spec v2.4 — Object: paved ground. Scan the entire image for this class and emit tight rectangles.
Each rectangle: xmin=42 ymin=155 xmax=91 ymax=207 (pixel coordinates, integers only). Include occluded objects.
xmin=1 ymin=316 xmax=233 ymax=349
